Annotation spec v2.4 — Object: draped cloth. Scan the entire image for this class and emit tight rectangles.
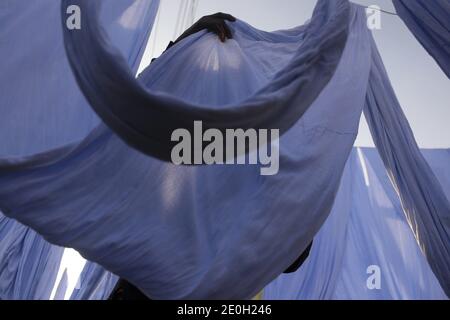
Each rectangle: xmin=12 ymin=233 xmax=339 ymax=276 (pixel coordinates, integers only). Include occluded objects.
xmin=0 ymin=215 xmax=64 ymax=299
xmin=263 ymin=148 xmax=448 ymax=300
xmin=0 ymin=1 xmax=371 ymax=299
xmin=363 ymin=37 xmax=450 ymax=296
xmin=0 ymin=0 xmax=448 ymax=299
xmin=393 ymin=0 xmax=450 ymax=78
xmin=69 ymin=263 xmax=118 ymax=300
xmin=0 ymin=0 xmax=159 ymax=299
xmin=61 ymin=0 xmax=350 ymax=162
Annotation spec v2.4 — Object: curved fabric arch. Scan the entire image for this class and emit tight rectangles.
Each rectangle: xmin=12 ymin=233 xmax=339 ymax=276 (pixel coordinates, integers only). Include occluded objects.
xmin=0 ymin=3 xmax=371 ymax=299
xmin=61 ymin=0 xmax=350 ymax=162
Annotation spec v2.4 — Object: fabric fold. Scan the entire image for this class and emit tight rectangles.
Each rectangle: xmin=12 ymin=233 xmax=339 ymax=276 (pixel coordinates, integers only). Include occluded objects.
xmin=0 ymin=214 xmax=64 ymax=300
xmin=0 ymin=0 xmax=159 ymax=299
xmin=363 ymin=35 xmax=450 ymax=296
xmin=263 ymin=148 xmax=448 ymax=300
xmin=393 ymin=0 xmax=450 ymax=78
xmin=0 ymin=3 xmax=371 ymax=299
xmin=61 ymin=0 xmax=350 ymax=162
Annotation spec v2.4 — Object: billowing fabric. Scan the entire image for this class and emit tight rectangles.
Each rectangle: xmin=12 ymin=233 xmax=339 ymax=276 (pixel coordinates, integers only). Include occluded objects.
xmin=0 ymin=0 xmax=159 ymax=299
xmin=0 ymin=2 xmax=371 ymax=299
xmin=0 ymin=0 xmax=448 ymax=300
xmin=263 ymin=148 xmax=448 ymax=300
xmin=393 ymin=0 xmax=450 ymax=78
xmin=0 ymin=0 xmax=158 ymax=157
xmin=363 ymin=37 xmax=450 ymax=296
xmin=61 ymin=0 xmax=350 ymax=162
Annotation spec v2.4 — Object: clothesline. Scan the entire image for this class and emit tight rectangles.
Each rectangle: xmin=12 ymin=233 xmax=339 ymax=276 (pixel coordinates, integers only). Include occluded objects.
xmin=366 ymin=6 xmax=397 ymax=15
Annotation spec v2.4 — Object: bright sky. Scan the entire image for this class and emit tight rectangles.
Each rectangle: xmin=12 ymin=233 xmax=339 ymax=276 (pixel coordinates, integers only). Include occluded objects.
xmin=141 ymin=0 xmax=450 ymax=148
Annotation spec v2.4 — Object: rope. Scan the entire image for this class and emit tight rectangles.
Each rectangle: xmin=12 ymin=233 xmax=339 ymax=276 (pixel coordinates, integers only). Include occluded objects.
xmin=363 ymin=5 xmax=398 ymax=16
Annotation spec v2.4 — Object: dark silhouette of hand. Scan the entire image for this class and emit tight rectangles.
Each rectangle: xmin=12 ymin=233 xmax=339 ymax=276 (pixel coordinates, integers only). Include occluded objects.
xmin=175 ymin=12 xmax=237 ymax=44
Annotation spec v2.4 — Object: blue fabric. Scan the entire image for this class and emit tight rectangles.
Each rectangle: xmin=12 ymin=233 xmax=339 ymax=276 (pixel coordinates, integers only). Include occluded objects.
xmin=393 ymin=0 xmax=450 ymax=78
xmin=61 ymin=0 xmax=350 ymax=162
xmin=0 ymin=0 xmax=448 ymax=300
xmin=53 ymin=269 xmax=69 ymax=300
xmin=363 ymin=35 xmax=450 ymax=296
xmin=0 ymin=0 xmax=158 ymax=157
xmin=0 ymin=2 xmax=371 ymax=299
xmin=0 ymin=214 xmax=64 ymax=300
xmin=263 ymin=148 xmax=448 ymax=300
xmin=0 ymin=0 xmax=158 ymax=300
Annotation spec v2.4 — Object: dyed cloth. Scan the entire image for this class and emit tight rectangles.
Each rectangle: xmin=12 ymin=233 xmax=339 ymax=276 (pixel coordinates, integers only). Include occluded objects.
xmin=393 ymin=0 xmax=450 ymax=78
xmin=61 ymin=0 xmax=350 ymax=161
xmin=264 ymin=148 xmax=448 ymax=300
xmin=0 ymin=0 xmax=448 ymax=299
xmin=0 ymin=0 xmax=158 ymax=299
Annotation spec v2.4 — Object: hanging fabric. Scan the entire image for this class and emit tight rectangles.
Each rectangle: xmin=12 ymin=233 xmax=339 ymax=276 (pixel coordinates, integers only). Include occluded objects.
xmin=0 ymin=1 xmax=371 ymax=299
xmin=392 ymin=0 xmax=450 ymax=78
xmin=0 ymin=0 xmax=159 ymax=299
xmin=0 ymin=0 xmax=448 ymax=300
xmin=61 ymin=0 xmax=350 ymax=162
xmin=0 ymin=0 xmax=159 ymax=157
xmin=263 ymin=148 xmax=448 ymax=300
xmin=0 ymin=214 xmax=64 ymax=300
xmin=70 ymin=263 xmax=118 ymax=300
xmin=363 ymin=35 xmax=450 ymax=296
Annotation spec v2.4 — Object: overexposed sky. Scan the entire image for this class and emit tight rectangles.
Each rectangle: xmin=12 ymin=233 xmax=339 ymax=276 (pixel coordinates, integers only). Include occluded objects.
xmin=141 ymin=0 xmax=450 ymax=148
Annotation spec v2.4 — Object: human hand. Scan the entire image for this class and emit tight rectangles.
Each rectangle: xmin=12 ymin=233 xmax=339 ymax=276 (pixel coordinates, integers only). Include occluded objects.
xmin=175 ymin=12 xmax=237 ymax=44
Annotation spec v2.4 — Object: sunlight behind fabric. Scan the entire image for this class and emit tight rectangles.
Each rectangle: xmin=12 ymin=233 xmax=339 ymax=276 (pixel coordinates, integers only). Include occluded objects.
xmin=61 ymin=0 xmax=349 ymax=162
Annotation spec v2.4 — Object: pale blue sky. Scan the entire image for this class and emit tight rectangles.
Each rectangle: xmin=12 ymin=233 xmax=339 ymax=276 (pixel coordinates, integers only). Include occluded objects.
xmin=141 ymin=0 xmax=450 ymax=148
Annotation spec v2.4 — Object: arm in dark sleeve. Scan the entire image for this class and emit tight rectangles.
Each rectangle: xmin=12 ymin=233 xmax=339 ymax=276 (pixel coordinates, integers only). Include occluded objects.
xmin=151 ymin=12 xmax=236 ymax=63
xmin=283 ymin=241 xmax=313 ymax=274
